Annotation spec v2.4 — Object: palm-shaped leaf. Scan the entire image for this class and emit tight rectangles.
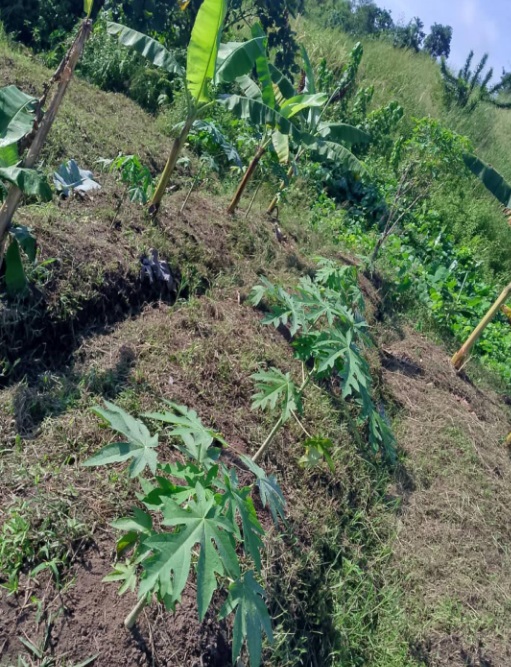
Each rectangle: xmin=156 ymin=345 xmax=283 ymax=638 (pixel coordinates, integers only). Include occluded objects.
xmin=220 ymin=570 xmax=273 ymax=667
xmin=84 ymin=401 xmax=159 ymax=477
xmin=251 ymin=368 xmax=301 ymax=421
xmin=139 ymin=484 xmax=239 ymax=619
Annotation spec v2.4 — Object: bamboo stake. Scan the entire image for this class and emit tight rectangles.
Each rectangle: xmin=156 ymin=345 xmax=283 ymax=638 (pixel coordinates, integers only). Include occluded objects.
xmin=0 ymin=19 xmax=93 ymax=266
xmin=148 ymin=114 xmax=196 ymax=216
xmin=227 ymin=144 xmax=266 ymax=215
xmin=451 ymin=281 xmax=511 ymax=370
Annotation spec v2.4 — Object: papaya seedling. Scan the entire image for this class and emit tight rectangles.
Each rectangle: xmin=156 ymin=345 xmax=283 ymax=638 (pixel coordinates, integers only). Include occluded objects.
xmin=250 ymin=260 xmax=396 ymax=463
xmin=83 ymin=400 xmax=285 ymax=667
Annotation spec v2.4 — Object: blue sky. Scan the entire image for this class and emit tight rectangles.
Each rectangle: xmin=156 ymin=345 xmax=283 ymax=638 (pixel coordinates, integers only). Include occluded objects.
xmin=380 ymin=0 xmax=511 ymax=77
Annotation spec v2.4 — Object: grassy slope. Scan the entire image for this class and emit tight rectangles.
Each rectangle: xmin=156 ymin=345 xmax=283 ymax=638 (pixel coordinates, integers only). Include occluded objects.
xmin=299 ymin=16 xmax=511 ymax=279
xmin=1 ymin=27 xmax=511 ymax=667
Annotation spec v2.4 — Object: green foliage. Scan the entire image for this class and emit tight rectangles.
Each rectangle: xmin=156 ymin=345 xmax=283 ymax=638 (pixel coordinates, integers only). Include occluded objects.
xmin=251 ymin=261 xmax=396 ymax=460
xmin=85 ymin=401 xmax=159 ymax=477
xmin=100 ymin=153 xmax=155 ymax=203
xmin=441 ymin=50 xmax=511 ymax=112
xmin=84 ymin=401 xmax=285 ymax=666
xmin=463 ymin=153 xmax=511 ymax=208
xmin=423 ymin=23 xmax=452 ymax=59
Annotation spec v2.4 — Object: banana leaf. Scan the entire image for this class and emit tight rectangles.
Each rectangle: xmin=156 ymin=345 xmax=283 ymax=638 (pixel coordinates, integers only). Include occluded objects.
xmin=0 ymin=85 xmax=37 ymax=148
xmin=107 ymin=22 xmax=184 ymax=75
xmin=187 ymin=0 xmax=227 ymax=103
xmin=463 ymin=153 xmax=511 ymax=208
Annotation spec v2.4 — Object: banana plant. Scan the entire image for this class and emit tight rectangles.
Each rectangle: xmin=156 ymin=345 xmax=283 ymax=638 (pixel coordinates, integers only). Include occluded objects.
xmin=0 ymin=86 xmax=52 ymax=295
xmin=266 ymin=44 xmax=371 ymax=215
xmin=222 ymin=26 xmax=330 ymax=215
xmin=108 ymin=0 xmax=265 ymax=214
xmin=0 ymin=3 xmax=94 ymax=291
xmin=463 ymin=153 xmax=511 ymax=208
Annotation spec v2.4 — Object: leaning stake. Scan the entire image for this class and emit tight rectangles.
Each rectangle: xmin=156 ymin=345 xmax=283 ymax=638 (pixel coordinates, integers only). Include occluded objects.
xmin=0 ymin=17 xmax=93 ymax=263
xmin=451 ymin=281 xmax=511 ymax=370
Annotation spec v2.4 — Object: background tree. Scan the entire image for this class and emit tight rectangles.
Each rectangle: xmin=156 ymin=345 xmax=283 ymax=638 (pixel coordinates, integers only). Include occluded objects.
xmin=393 ymin=17 xmax=425 ymax=52
xmin=424 ymin=23 xmax=452 ymax=59
xmin=441 ymin=51 xmax=511 ymax=111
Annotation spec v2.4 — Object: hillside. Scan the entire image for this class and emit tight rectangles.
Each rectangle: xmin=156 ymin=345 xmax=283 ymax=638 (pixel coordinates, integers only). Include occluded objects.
xmin=1 ymin=10 xmax=511 ymax=667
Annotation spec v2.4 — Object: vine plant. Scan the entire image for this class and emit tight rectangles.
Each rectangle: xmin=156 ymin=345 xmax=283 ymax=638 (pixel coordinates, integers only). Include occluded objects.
xmin=83 ymin=401 xmax=285 ymax=667
xmin=250 ymin=260 xmax=396 ymax=463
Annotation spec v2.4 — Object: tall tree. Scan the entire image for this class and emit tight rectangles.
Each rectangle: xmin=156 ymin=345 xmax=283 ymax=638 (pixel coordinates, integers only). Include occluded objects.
xmin=424 ymin=23 xmax=452 ymax=59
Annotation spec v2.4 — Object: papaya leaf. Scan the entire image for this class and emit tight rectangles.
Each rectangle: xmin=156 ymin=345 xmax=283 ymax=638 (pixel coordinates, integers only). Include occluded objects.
xmin=143 ymin=401 xmax=225 ymax=464
xmin=220 ymin=570 xmax=273 ymax=667
xmin=240 ymin=455 xmax=286 ymax=525
xmin=139 ymin=484 xmax=239 ymax=620
xmin=84 ymin=401 xmax=159 ymax=477
xmin=251 ymin=367 xmax=301 ymax=421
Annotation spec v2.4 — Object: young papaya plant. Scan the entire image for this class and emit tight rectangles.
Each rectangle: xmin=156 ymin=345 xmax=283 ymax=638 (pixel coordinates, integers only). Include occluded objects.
xmin=222 ymin=25 xmax=330 ymax=215
xmin=266 ymin=43 xmax=371 ymax=215
xmin=250 ymin=260 xmax=396 ymax=463
xmin=108 ymin=0 xmax=265 ymax=214
xmin=0 ymin=2 xmax=94 ymax=287
xmin=83 ymin=400 xmax=285 ymax=667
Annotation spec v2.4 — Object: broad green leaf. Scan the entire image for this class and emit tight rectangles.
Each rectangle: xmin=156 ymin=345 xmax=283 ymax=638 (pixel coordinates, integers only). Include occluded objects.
xmin=187 ymin=0 xmax=227 ymax=103
xmin=143 ymin=401 xmax=225 ymax=463
xmin=0 ymin=166 xmax=52 ymax=200
xmin=215 ymin=37 xmax=265 ymax=84
xmin=236 ymin=74 xmax=262 ymax=101
xmin=300 ymin=45 xmax=316 ymax=94
xmin=4 ymin=238 xmax=27 ymax=296
xmin=0 ymin=85 xmax=36 ymax=148
xmin=269 ymin=64 xmax=296 ymax=102
xmin=251 ymin=367 xmax=301 ymax=421
xmin=271 ymin=130 xmax=289 ymax=164
xmin=220 ymin=95 xmax=302 ymax=141
xmin=299 ymin=436 xmax=335 ymax=473
xmin=313 ymin=329 xmax=350 ymax=376
xmin=84 ymin=0 xmax=93 ymax=17
xmin=463 ymin=153 xmax=511 ymax=207
xmin=219 ymin=469 xmax=264 ymax=571
xmin=0 ymin=142 xmax=18 ymax=168
xmin=103 ymin=561 xmax=137 ymax=595
xmin=140 ymin=484 xmax=239 ymax=619
xmin=304 ymin=135 xmax=366 ymax=173
xmin=107 ymin=22 xmax=184 ymax=75
xmin=317 ymin=122 xmax=371 ymax=146
xmin=220 ymin=570 xmax=273 ymax=667
xmin=250 ymin=24 xmax=275 ymax=109
xmin=241 ymin=455 xmax=286 ymax=525
xmin=10 ymin=225 xmax=36 ymax=262
xmin=280 ymin=93 xmax=328 ymax=119
xmin=84 ymin=401 xmax=159 ymax=477
xmin=112 ymin=507 xmax=153 ymax=535
xmin=261 ymin=286 xmax=306 ymax=335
